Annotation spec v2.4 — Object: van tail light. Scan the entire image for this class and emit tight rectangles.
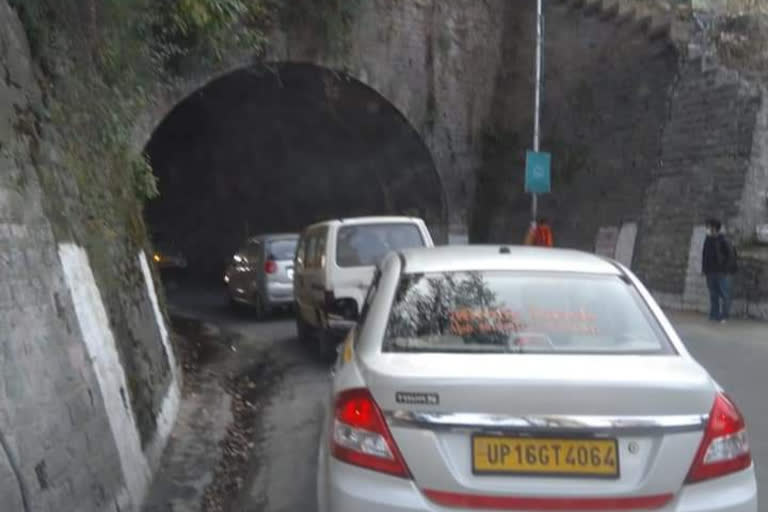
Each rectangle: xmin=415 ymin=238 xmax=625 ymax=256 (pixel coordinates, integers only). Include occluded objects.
xmin=686 ymin=393 xmax=751 ymax=483
xmin=331 ymin=388 xmax=410 ymax=479
xmin=264 ymin=260 xmax=277 ymax=274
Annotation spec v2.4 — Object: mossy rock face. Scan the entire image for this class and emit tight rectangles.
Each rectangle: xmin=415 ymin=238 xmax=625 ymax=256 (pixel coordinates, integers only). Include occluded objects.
xmin=4 ymin=0 xmax=287 ymax=445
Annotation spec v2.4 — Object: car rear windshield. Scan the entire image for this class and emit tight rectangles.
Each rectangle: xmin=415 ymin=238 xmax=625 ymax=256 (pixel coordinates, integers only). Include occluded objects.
xmin=267 ymin=239 xmax=298 ymax=261
xmin=383 ymin=271 xmax=673 ymax=355
xmin=336 ymin=223 xmax=425 ymax=268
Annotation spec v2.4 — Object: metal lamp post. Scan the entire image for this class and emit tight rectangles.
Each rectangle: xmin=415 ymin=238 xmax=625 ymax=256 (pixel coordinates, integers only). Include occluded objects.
xmin=532 ymin=0 xmax=544 ymax=221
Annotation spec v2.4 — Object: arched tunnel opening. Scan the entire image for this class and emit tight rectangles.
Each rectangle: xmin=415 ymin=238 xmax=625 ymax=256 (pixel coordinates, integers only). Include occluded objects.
xmin=145 ymin=63 xmax=444 ymax=279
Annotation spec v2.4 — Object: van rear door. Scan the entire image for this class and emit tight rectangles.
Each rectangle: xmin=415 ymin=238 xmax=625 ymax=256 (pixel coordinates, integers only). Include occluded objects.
xmin=329 ymin=221 xmax=430 ymax=315
xmin=295 ymin=227 xmax=329 ymax=328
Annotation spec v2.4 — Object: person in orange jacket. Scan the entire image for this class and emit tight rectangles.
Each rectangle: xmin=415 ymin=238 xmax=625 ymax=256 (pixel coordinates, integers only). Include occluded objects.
xmin=524 ymin=218 xmax=554 ymax=247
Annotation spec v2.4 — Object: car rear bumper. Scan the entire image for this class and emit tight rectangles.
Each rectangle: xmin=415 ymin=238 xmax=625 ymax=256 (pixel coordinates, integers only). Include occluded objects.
xmin=266 ymin=281 xmax=294 ymax=305
xmin=322 ymin=459 xmax=757 ymax=512
xmin=675 ymin=466 xmax=757 ymax=512
xmin=322 ymin=458 xmax=431 ymax=512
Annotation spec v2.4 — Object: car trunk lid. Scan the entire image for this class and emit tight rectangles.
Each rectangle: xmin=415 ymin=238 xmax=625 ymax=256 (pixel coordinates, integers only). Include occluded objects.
xmin=267 ymin=259 xmax=294 ymax=284
xmin=363 ymin=353 xmax=714 ymax=505
xmin=265 ymin=237 xmax=298 ymax=284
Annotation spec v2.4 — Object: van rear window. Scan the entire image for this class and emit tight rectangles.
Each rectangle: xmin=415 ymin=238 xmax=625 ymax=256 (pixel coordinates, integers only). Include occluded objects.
xmin=336 ymin=224 xmax=425 ymax=267
xmin=382 ymin=271 xmax=673 ymax=355
xmin=267 ymin=239 xmax=298 ymax=261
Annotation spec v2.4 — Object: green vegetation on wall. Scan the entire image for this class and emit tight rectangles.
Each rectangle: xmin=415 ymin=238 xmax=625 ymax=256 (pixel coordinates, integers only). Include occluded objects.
xmin=9 ymin=0 xmax=277 ymax=243
xmin=149 ymin=0 xmax=275 ymax=71
xmin=8 ymin=0 xmax=364 ymax=443
xmin=7 ymin=0 xmax=278 ymax=445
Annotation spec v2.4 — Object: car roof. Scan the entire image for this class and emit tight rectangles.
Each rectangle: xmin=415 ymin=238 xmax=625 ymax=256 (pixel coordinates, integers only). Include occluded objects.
xmin=247 ymin=233 xmax=298 ymax=242
xmin=396 ymin=245 xmax=622 ymax=275
xmin=302 ymin=216 xmax=422 ymax=232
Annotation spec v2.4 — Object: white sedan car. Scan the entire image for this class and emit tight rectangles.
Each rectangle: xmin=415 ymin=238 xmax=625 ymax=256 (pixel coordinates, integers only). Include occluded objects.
xmin=317 ymin=246 xmax=757 ymax=512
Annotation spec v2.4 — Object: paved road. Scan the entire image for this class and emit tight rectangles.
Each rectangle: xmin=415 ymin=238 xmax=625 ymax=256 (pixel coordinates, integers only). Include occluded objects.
xmin=167 ymin=284 xmax=330 ymax=512
xmin=168 ymin=285 xmax=767 ymax=510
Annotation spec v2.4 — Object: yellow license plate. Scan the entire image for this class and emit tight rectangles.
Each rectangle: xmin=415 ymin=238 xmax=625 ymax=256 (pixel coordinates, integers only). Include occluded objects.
xmin=472 ymin=436 xmax=619 ymax=477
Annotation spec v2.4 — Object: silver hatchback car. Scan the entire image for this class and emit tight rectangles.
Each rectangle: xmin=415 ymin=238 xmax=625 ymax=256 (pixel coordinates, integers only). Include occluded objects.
xmin=317 ymin=246 xmax=757 ymax=512
xmin=225 ymin=233 xmax=298 ymax=318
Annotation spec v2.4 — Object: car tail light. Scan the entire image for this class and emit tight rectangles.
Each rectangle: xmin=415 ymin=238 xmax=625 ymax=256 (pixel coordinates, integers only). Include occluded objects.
xmin=686 ymin=393 xmax=751 ymax=483
xmin=264 ymin=260 xmax=277 ymax=274
xmin=331 ymin=388 xmax=410 ymax=478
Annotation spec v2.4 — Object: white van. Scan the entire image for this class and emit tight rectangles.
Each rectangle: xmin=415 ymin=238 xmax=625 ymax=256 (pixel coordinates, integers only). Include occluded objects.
xmin=293 ymin=216 xmax=434 ymax=356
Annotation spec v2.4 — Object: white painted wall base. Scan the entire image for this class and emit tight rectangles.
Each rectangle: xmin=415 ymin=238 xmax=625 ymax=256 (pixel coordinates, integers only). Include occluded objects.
xmin=139 ymin=251 xmax=181 ymax=471
xmin=594 ymin=222 xmax=638 ymax=266
xmin=615 ymin=222 xmax=638 ymax=268
xmin=682 ymin=226 xmax=710 ymax=312
xmin=58 ymin=245 xmax=182 ymax=510
xmin=58 ymin=244 xmax=151 ymax=509
xmin=595 ymin=226 xmax=619 ymax=258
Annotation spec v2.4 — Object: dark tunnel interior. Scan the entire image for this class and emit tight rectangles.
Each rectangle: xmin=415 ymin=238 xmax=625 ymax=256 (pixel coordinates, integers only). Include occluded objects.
xmin=145 ymin=63 xmax=444 ymax=278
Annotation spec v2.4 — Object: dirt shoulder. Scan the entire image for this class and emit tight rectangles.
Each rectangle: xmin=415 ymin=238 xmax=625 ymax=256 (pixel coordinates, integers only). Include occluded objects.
xmin=142 ymin=312 xmax=280 ymax=512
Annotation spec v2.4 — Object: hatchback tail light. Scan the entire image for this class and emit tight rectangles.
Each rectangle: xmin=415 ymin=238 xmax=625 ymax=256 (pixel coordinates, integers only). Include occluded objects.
xmin=264 ymin=260 xmax=277 ymax=274
xmin=331 ymin=388 xmax=410 ymax=478
xmin=686 ymin=393 xmax=751 ymax=483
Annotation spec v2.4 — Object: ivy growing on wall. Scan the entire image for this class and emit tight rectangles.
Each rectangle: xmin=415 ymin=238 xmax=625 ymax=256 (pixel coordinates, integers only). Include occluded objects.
xmin=8 ymin=0 xmax=277 ymax=236
xmin=148 ymin=0 xmax=276 ymax=71
xmin=7 ymin=0 xmax=363 ymax=285
xmin=7 ymin=0 xmax=292 ymax=445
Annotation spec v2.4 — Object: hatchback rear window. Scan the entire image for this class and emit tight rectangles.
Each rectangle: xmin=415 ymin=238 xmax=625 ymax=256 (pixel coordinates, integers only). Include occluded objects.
xmin=383 ymin=271 xmax=672 ymax=354
xmin=267 ymin=239 xmax=298 ymax=261
xmin=336 ymin=223 xmax=425 ymax=268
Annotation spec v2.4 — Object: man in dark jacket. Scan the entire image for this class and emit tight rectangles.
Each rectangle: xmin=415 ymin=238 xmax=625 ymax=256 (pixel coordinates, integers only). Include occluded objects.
xmin=702 ymin=219 xmax=733 ymax=322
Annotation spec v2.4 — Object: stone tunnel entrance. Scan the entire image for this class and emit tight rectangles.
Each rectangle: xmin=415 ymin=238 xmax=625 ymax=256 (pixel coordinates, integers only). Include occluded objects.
xmin=145 ymin=63 xmax=444 ymax=277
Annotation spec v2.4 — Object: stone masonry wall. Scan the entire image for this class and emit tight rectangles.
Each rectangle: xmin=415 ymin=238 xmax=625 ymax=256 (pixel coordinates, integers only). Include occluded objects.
xmin=736 ymin=254 xmax=768 ymax=318
xmin=145 ymin=0 xmax=767 ymax=311
xmin=633 ymin=62 xmax=762 ymax=295
xmin=473 ymin=1 xmax=679 ymax=246
xmin=1 ymin=4 xmax=123 ymax=510
xmin=737 ymin=80 xmax=768 ymax=242
xmin=1 ymin=2 xmax=180 ymax=510
xmin=263 ymin=0 xmax=508 ymax=235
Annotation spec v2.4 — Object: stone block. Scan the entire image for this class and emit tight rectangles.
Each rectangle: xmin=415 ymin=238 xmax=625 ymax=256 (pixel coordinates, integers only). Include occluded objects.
xmin=595 ymin=227 xmax=620 ymax=258
xmin=615 ymin=222 xmax=638 ymax=268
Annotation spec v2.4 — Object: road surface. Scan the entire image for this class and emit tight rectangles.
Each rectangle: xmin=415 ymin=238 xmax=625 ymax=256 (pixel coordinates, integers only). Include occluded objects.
xmin=167 ymin=285 xmax=767 ymax=511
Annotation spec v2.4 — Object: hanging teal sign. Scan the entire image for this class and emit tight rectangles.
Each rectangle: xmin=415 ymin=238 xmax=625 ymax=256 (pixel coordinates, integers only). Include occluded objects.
xmin=525 ymin=151 xmax=551 ymax=194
